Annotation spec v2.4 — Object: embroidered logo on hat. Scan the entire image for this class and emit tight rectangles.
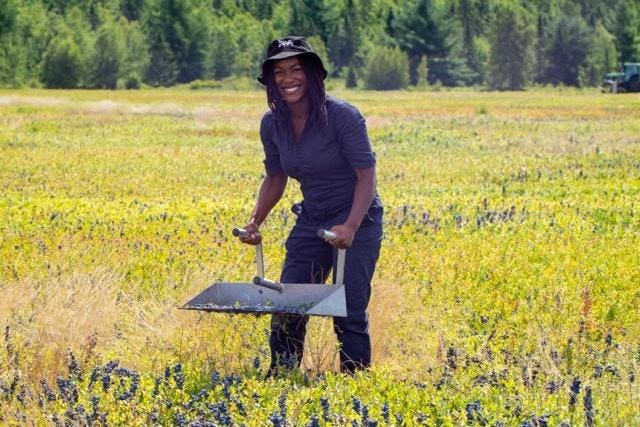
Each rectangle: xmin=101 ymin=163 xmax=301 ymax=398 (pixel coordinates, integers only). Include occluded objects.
xmin=278 ymin=39 xmax=294 ymax=48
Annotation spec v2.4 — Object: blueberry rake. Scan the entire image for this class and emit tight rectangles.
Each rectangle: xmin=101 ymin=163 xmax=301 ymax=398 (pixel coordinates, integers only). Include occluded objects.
xmin=182 ymin=228 xmax=347 ymax=317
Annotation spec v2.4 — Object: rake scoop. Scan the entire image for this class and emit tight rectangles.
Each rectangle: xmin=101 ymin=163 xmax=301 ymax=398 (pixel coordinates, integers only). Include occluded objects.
xmin=182 ymin=228 xmax=347 ymax=317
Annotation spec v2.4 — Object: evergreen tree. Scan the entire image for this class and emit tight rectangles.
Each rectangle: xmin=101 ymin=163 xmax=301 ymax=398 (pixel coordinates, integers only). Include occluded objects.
xmin=142 ymin=0 xmax=207 ymax=84
xmin=456 ymin=0 xmax=486 ymax=84
xmin=209 ymin=18 xmax=236 ymax=79
xmin=41 ymin=33 xmax=83 ymax=88
xmin=545 ymin=13 xmax=591 ymax=86
xmin=614 ymin=2 xmax=639 ymax=63
xmin=392 ymin=0 xmax=469 ymax=85
xmin=488 ymin=4 xmax=534 ymax=90
xmin=121 ymin=0 xmax=146 ymax=21
xmin=145 ymin=34 xmax=177 ymax=86
xmin=327 ymin=0 xmax=361 ymax=72
xmin=287 ymin=0 xmax=325 ymax=37
xmin=533 ymin=12 xmax=549 ymax=83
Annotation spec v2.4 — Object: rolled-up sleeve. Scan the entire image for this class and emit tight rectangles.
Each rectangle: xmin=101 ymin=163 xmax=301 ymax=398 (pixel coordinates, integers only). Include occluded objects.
xmin=260 ymin=115 xmax=283 ymax=176
xmin=335 ymin=104 xmax=376 ymax=170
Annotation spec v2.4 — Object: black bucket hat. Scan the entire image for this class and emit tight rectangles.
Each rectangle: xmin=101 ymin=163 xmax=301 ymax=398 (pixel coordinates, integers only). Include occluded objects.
xmin=257 ymin=36 xmax=328 ymax=85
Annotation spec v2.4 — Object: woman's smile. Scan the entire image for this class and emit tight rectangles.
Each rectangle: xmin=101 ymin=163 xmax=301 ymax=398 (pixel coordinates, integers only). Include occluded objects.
xmin=273 ymin=57 xmax=308 ymax=105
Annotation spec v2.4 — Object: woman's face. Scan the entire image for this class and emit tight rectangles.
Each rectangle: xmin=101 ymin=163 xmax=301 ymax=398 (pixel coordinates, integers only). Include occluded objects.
xmin=272 ymin=57 xmax=308 ymax=107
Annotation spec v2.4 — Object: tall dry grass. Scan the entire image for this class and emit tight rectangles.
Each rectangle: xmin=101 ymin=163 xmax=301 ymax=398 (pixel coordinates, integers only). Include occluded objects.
xmin=0 ymin=268 xmax=412 ymax=383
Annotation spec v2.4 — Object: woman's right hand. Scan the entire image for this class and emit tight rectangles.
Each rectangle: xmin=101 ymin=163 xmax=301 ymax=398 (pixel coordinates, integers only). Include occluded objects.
xmin=238 ymin=222 xmax=262 ymax=245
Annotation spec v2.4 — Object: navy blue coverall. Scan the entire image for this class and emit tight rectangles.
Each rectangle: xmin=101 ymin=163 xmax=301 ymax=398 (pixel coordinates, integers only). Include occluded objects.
xmin=260 ymin=96 xmax=383 ymax=373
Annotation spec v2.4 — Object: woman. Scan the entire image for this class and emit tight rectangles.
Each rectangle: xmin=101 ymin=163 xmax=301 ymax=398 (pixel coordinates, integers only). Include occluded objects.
xmin=240 ymin=36 xmax=383 ymax=374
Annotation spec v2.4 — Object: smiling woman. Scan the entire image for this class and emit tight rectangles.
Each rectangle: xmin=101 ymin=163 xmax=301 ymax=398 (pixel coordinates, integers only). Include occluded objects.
xmin=238 ymin=36 xmax=384 ymax=375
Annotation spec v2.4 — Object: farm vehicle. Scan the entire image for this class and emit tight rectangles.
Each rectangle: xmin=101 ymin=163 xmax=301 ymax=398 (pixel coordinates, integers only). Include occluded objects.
xmin=601 ymin=62 xmax=640 ymax=93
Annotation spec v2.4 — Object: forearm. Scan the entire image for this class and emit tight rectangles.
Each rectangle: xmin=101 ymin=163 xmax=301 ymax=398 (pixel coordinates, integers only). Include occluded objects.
xmin=345 ymin=168 xmax=376 ymax=231
xmin=250 ymin=172 xmax=288 ymax=227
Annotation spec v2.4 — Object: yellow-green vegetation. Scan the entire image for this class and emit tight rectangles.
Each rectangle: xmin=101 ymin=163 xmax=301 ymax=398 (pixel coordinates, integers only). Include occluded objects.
xmin=1 ymin=88 xmax=639 ymax=425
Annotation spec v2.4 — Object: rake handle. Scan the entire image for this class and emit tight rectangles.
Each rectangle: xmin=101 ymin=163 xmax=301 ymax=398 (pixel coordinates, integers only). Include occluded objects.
xmin=317 ymin=229 xmax=346 ymax=286
xmin=317 ymin=229 xmax=337 ymax=240
xmin=232 ymin=227 xmax=249 ymax=238
xmin=233 ymin=227 xmax=265 ymax=278
xmin=253 ymin=276 xmax=284 ymax=293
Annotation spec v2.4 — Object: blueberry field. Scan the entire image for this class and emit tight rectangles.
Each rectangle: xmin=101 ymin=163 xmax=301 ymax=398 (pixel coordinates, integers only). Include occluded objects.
xmin=1 ymin=88 xmax=639 ymax=425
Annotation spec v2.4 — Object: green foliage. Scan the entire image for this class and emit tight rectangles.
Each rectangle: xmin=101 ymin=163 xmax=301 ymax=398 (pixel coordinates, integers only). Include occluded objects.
xmin=41 ymin=33 xmax=83 ymax=88
xmin=456 ymin=0 xmax=489 ymax=84
xmin=209 ymin=17 xmax=236 ymax=80
xmin=614 ymin=2 xmax=640 ymax=63
xmin=391 ymin=0 xmax=471 ymax=85
xmin=0 ymin=0 xmax=18 ymax=36
xmin=546 ymin=13 xmax=592 ymax=86
xmin=287 ymin=0 xmax=325 ymax=37
xmin=90 ymin=19 xmax=124 ymax=89
xmin=488 ymin=4 xmax=534 ymax=90
xmin=363 ymin=45 xmax=409 ymax=90
xmin=306 ymin=35 xmax=330 ymax=75
xmin=0 ymin=1 xmax=52 ymax=87
xmin=120 ymin=18 xmax=149 ymax=88
xmin=416 ymin=54 xmax=429 ymax=87
xmin=0 ymin=34 xmax=26 ymax=88
xmin=345 ymin=65 xmax=358 ymax=88
xmin=326 ymin=0 xmax=361 ymax=71
xmin=230 ymin=12 xmax=276 ymax=80
xmin=145 ymin=35 xmax=177 ymax=87
xmin=580 ymin=22 xmax=618 ymax=87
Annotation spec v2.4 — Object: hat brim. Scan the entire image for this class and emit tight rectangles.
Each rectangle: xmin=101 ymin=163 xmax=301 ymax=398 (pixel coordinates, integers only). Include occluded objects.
xmin=257 ymin=52 xmax=327 ymax=85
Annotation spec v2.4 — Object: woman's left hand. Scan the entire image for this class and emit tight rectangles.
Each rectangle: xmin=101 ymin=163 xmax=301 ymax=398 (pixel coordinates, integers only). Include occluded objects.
xmin=327 ymin=224 xmax=357 ymax=249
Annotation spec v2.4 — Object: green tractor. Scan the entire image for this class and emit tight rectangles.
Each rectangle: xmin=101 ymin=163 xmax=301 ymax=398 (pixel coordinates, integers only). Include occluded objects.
xmin=601 ymin=62 xmax=640 ymax=93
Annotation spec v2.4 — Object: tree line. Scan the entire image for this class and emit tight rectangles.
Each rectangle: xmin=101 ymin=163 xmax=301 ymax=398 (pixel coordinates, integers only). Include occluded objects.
xmin=0 ymin=0 xmax=638 ymax=90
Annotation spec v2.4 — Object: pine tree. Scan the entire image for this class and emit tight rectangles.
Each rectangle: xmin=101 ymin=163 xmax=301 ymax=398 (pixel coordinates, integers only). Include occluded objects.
xmin=210 ymin=20 xmax=236 ymax=80
xmin=545 ymin=13 xmax=591 ymax=86
xmin=328 ymin=0 xmax=360 ymax=71
xmin=614 ymin=2 xmax=640 ymax=63
xmin=457 ymin=0 xmax=484 ymax=84
xmin=488 ymin=4 xmax=534 ymax=90
xmin=145 ymin=35 xmax=178 ymax=86
xmin=392 ymin=0 xmax=469 ymax=85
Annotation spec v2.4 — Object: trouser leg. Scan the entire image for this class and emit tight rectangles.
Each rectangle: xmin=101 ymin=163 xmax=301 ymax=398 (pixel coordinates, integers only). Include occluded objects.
xmin=269 ymin=236 xmax=333 ymax=372
xmin=333 ymin=222 xmax=382 ymax=373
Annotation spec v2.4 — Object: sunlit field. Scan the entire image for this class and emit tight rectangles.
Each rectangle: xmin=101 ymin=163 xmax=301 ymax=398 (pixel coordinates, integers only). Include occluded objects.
xmin=1 ymin=87 xmax=639 ymax=425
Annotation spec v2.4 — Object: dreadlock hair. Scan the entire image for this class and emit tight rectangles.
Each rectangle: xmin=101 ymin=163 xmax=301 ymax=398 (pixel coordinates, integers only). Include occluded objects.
xmin=264 ymin=54 xmax=328 ymax=126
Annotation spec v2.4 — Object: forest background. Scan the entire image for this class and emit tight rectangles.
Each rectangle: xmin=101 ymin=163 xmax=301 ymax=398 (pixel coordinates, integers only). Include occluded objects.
xmin=1 ymin=0 xmax=639 ymax=91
